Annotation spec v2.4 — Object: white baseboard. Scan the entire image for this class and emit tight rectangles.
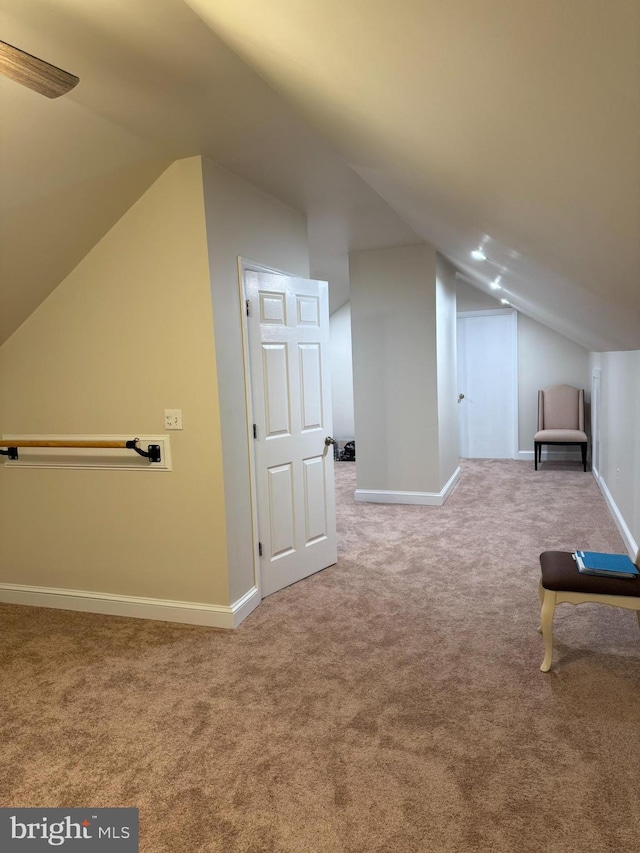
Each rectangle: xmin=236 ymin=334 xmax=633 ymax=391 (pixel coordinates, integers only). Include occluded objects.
xmin=594 ymin=474 xmax=639 ymax=562
xmin=355 ymin=465 xmax=461 ymax=506
xmin=0 ymin=583 xmax=261 ymax=629
xmin=230 ymin=586 xmax=262 ymax=627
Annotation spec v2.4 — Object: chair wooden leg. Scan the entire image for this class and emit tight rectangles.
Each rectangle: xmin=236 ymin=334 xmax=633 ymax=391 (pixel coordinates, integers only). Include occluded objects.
xmin=581 ymin=443 xmax=587 ymax=472
xmin=539 ymin=589 xmax=556 ymax=672
xmin=535 ymin=442 xmax=539 ymax=470
xmin=537 ymin=580 xmax=544 ymax=633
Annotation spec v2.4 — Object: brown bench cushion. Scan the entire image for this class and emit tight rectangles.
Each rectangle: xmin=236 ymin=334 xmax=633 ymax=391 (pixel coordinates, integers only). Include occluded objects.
xmin=540 ymin=550 xmax=640 ymax=597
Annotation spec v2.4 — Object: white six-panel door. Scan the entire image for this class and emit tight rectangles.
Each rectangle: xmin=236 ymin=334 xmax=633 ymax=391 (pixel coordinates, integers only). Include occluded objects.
xmin=457 ymin=310 xmax=517 ymax=459
xmin=244 ymin=269 xmax=337 ymax=597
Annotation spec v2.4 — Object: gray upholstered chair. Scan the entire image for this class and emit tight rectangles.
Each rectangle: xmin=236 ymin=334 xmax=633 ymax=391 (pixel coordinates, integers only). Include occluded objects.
xmin=534 ymin=384 xmax=587 ymax=471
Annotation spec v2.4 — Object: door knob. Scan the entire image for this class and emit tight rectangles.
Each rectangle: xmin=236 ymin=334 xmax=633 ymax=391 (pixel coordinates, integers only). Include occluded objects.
xmin=324 ymin=436 xmax=337 ymax=447
xmin=458 ymin=393 xmax=465 ymax=402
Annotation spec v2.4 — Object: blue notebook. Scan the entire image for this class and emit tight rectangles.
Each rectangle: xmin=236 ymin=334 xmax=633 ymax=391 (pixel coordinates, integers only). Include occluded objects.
xmin=575 ymin=551 xmax=639 ymax=578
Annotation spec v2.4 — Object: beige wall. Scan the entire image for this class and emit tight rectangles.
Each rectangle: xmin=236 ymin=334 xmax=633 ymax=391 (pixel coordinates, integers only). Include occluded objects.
xmin=329 ymin=302 xmax=355 ymax=440
xmin=0 ymin=158 xmax=230 ymax=605
xmin=339 ymin=274 xmax=589 ymax=479
xmin=331 ymin=244 xmax=458 ymax=493
xmin=201 ymin=159 xmax=310 ymax=603
xmin=456 ymin=280 xmax=590 ymax=456
xmin=456 ymin=279 xmax=502 ymax=312
xmin=592 ymin=350 xmax=640 ymax=557
xmin=436 ymin=255 xmax=459 ymax=484
xmin=350 ymin=243 xmax=443 ymax=494
xmin=518 ymin=314 xmax=589 ymax=452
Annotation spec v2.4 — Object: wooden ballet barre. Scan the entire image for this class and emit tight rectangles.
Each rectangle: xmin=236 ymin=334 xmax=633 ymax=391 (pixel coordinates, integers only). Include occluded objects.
xmin=0 ymin=438 xmax=162 ymax=463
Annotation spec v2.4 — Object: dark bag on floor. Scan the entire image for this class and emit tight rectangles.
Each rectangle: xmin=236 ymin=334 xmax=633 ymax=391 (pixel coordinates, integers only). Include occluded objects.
xmin=339 ymin=441 xmax=356 ymax=461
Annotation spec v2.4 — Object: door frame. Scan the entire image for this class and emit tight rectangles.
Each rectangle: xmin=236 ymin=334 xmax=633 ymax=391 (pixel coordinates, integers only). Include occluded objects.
xmin=456 ymin=308 xmax=519 ymax=460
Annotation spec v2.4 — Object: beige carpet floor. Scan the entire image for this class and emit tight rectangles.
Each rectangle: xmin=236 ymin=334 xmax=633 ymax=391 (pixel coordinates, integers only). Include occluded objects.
xmin=1 ymin=459 xmax=639 ymax=852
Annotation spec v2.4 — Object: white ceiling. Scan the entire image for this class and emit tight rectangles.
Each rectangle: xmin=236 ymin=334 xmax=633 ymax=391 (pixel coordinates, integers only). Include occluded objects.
xmin=1 ymin=0 xmax=638 ymax=351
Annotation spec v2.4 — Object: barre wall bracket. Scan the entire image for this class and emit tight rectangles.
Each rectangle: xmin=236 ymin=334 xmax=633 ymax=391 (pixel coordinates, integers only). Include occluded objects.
xmin=0 ymin=438 xmax=163 ymax=464
xmin=126 ymin=439 xmax=162 ymax=464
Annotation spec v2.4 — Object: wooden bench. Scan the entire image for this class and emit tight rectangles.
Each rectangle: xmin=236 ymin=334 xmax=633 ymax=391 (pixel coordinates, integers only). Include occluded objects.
xmin=538 ymin=551 xmax=640 ymax=671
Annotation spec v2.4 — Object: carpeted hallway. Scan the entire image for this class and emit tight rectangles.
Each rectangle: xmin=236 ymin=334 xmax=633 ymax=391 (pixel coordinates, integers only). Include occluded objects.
xmin=1 ymin=459 xmax=639 ymax=852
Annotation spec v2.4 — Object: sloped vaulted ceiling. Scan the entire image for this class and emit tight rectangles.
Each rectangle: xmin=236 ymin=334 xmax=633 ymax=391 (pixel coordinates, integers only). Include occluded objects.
xmin=0 ymin=0 xmax=418 ymax=342
xmin=1 ymin=0 xmax=639 ymax=351
xmin=186 ymin=0 xmax=640 ymax=351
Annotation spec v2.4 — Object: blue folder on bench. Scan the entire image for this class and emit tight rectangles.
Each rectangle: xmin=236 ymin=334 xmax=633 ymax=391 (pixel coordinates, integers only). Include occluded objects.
xmin=574 ymin=551 xmax=639 ymax=579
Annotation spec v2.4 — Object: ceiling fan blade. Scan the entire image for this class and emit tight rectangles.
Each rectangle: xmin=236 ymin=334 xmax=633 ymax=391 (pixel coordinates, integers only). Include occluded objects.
xmin=0 ymin=40 xmax=78 ymax=98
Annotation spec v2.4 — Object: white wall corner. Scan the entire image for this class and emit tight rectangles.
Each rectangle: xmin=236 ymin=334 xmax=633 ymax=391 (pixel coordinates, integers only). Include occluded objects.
xmin=230 ymin=585 xmax=261 ymax=627
xmin=0 ymin=584 xmax=262 ymax=630
xmin=355 ymin=465 xmax=461 ymax=506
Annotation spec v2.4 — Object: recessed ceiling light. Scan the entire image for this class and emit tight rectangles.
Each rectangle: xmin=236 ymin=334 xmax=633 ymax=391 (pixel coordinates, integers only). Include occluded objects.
xmin=471 ymin=248 xmax=486 ymax=261
xmin=500 ymin=298 xmax=510 ymax=305
xmin=490 ymin=277 xmax=502 ymax=290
